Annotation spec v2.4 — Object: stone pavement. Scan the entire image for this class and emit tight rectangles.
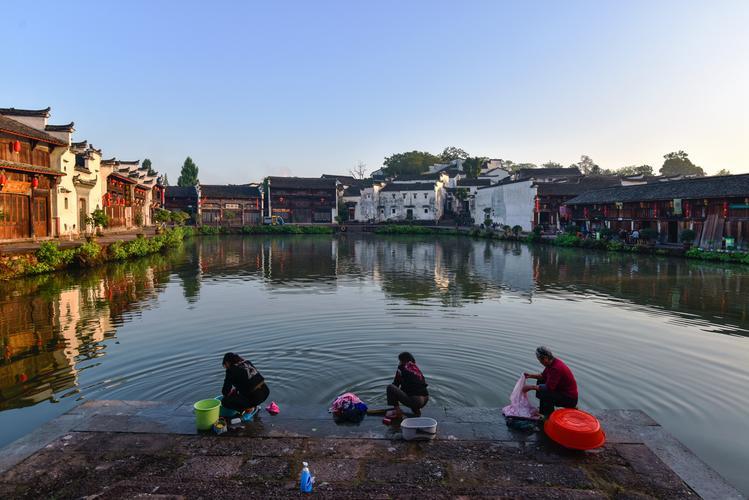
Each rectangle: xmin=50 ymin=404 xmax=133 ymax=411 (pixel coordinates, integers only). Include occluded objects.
xmin=0 ymin=401 xmax=741 ymax=499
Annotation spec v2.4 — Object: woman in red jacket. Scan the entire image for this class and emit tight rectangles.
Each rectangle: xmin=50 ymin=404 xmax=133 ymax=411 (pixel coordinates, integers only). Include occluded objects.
xmin=523 ymin=346 xmax=578 ymax=417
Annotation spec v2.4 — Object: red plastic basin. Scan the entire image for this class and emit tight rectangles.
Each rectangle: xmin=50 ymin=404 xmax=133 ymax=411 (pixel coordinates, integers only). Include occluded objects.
xmin=544 ymin=409 xmax=606 ymax=450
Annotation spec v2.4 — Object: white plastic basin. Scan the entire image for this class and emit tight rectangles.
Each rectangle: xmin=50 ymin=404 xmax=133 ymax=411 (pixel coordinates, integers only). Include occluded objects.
xmin=401 ymin=417 xmax=438 ymax=441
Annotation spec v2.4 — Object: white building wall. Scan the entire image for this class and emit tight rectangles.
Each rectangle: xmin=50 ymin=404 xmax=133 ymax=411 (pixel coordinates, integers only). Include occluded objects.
xmin=473 ymin=180 xmax=536 ymax=230
xmin=378 ymin=185 xmax=445 ymax=222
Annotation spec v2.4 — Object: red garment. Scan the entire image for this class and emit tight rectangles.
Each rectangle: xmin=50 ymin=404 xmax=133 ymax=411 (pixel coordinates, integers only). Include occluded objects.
xmin=542 ymin=358 xmax=578 ymax=399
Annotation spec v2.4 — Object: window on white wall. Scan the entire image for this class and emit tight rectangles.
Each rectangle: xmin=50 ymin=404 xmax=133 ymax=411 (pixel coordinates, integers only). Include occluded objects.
xmin=391 ymin=208 xmax=396 ymax=215
xmin=64 ymin=198 xmax=69 ymax=210
xmin=424 ymin=193 xmax=428 ymax=199
xmin=424 ymin=208 xmax=428 ymax=214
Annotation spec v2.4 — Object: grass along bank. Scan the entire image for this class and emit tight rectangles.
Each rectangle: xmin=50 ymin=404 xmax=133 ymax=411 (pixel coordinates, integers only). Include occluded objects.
xmin=0 ymin=227 xmax=190 ymax=281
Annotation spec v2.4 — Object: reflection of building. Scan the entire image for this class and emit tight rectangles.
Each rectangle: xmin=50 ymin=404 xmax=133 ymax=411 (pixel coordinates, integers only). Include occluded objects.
xmin=0 ymin=256 xmax=167 ymax=411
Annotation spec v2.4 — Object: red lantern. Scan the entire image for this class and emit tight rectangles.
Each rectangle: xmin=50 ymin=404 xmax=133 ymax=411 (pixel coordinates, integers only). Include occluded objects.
xmin=603 ymin=206 xmax=609 ymax=218
xmin=534 ymin=197 xmax=540 ymax=213
xmin=31 ymin=177 xmax=39 ymax=189
xmin=0 ymin=171 xmax=6 ymax=186
xmin=12 ymin=140 xmax=21 ymax=153
xmin=723 ymin=201 xmax=729 ymax=218
xmin=584 ymin=207 xmax=590 ymax=219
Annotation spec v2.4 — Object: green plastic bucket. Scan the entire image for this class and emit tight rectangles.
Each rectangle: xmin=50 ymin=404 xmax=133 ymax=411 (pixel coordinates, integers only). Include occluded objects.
xmin=194 ymin=399 xmax=221 ymax=431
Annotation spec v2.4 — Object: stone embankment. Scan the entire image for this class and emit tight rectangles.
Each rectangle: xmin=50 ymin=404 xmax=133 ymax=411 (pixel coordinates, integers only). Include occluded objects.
xmin=0 ymin=400 xmax=741 ymax=499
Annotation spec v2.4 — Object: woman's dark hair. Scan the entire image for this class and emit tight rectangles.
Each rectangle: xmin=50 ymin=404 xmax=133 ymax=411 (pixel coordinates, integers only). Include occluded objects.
xmin=398 ymin=352 xmax=415 ymax=364
xmin=222 ymin=352 xmax=244 ymax=366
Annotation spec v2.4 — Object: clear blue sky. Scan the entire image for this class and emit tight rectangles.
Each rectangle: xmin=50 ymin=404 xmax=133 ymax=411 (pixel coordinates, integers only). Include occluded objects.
xmin=3 ymin=0 xmax=747 ymax=182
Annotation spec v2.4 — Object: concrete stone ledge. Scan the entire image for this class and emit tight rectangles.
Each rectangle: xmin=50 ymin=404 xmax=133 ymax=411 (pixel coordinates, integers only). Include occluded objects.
xmin=0 ymin=401 xmax=741 ymax=499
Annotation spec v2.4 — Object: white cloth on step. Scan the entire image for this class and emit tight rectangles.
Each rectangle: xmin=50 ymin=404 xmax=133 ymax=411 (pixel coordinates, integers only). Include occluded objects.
xmin=502 ymin=374 xmax=540 ymax=420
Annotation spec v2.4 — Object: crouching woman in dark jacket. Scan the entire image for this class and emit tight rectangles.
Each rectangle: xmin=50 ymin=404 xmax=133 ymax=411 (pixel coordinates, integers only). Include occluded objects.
xmin=221 ymin=352 xmax=270 ymax=412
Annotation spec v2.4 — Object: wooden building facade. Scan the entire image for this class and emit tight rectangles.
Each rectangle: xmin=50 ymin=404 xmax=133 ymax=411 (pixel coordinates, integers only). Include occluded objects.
xmin=565 ymin=174 xmax=749 ymax=249
xmin=164 ymin=186 xmax=199 ymax=214
xmin=266 ymin=177 xmax=337 ymax=223
xmin=0 ymin=110 xmax=67 ymax=240
xmin=199 ymin=185 xmax=263 ymax=227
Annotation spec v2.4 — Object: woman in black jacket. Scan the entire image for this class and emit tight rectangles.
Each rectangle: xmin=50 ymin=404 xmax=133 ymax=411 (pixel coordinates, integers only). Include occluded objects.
xmin=220 ymin=352 xmax=270 ymax=412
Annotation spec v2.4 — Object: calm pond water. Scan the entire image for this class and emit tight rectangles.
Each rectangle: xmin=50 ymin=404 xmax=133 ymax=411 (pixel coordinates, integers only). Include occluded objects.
xmin=1 ymin=234 xmax=748 ymax=493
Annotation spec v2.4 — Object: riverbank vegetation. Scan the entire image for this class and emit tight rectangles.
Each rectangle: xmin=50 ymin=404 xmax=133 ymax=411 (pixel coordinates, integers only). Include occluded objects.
xmin=0 ymin=227 xmax=191 ymax=280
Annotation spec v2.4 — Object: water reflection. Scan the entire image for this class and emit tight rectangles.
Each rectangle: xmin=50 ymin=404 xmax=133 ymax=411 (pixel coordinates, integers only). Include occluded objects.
xmin=0 ymin=252 xmax=175 ymax=410
xmin=1 ymin=235 xmax=748 ymax=493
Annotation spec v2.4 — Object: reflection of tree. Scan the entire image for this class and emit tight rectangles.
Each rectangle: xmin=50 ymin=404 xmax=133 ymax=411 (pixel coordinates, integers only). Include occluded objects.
xmin=177 ymin=243 xmax=201 ymax=304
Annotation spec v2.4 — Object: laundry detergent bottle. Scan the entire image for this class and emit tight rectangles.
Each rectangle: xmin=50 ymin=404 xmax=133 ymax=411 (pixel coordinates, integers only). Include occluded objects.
xmin=300 ymin=462 xmax=314 ymax=493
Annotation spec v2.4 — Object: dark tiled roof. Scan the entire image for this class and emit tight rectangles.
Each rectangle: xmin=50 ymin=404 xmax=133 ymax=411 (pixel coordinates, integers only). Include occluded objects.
xmin=0 ymin=158 xmax=65 ymax=176
xmin=394 ymin=172 xmax=443 ymax=181
xmin=71 ymin=140 xmax=87 ymax=149
xmin=267 ymin=176 xmax=337 ymax=189
xmin=457 ymin=178 xmax=492 ymax=187
xmin=165 ymin=186 xmax=199 ymax=198
xmin=536 ymin=176 xmax=621 ymax=196
xmin=45 ymin=122 xmax=74 ymax=132
xmin=200 ymin=184 xmax=261 ymax=199
xmin=516 ymin=167 xmax=581 ymax=180
xmin=343 ymin=186 xmax=362 ymax=196
xmin=0 ymin=107 xmax=51 ymax=117
xmin=119 ymin=160 xmax=140 ymax=166
xmin=321 ymin=174 xmax=357 ymax=183
xmin=0 ymin=115 xmax=67 ymax=145
xmin=566 ymin=174 xmax=749 ymax=205
xmin=73 ymin=175 xmax=97 ymax=187
xmin=381 ymin=182 xmax=436 ymax=192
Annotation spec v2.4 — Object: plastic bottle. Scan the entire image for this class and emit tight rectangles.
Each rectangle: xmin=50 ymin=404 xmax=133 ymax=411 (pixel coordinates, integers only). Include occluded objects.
xmin=299 ymin=462 xmax=314 ymax=493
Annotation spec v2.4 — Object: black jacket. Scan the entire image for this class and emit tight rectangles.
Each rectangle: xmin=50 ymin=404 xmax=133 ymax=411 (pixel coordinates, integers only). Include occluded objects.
xmin=222 ymin=360 xmax=266 ymax=399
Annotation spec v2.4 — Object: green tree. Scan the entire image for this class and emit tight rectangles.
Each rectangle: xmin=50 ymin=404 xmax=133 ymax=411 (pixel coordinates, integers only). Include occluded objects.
xmin=570 ymin=155 xmax=608 ymax=175
xmin=617 ymin=165 xmax=653 ymax=177
xmin=383 ymin=150 xmax=441 ymax=176
xmin=142 ymin=158 xmax=157 ymax=176
xmin=462 ymin=157 xmax=486 ymax=178
xmin=660 ymin=151 xmax=705 ymax=177
xmin=715 ymin=168 xmax=731 ymax=176
xmin=542 ymin=161 xmax=566 ymax=169
xmin=504 ymin=161 xmax=537 ymax=173
xmin=439 ymin=146 xmax=469 ymax=162
xmin=177 ymin=157 xmax=199 ymax=186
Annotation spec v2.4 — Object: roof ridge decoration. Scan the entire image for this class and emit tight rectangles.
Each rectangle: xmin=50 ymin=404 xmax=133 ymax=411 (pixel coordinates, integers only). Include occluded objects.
xmin=0 ymin=107 xmax=51 ymax=117
xmin=119 ymin=160 xmax=140 ymax=166
xmin=45 ymin=122 xmax=75 ymax=132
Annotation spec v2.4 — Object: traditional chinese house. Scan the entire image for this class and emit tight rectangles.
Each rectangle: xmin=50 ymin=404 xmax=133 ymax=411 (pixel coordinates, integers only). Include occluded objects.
xmin=164 ymin=186 xmax=200 ymax=215
xmin=265 ymin=177 xmax=337 ymax=223
xmin=100 ymin=159 xmax=137 ymax=228
xmin=0 ymin=108 xmax=67 ymax=240
xmin=199 ymin=184 xmax=263 ymax=227
xmin=565 ymin=174 xmax=749 ymax=248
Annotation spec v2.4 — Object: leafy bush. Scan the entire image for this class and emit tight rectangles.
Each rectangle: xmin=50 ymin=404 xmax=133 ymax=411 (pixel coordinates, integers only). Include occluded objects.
xmin=607 ymin=241 xmax=624 ymax=252
xmin=134 ymin=212 xmax=144 ymax=227
xmin=170 ymin=210 xmax=191 ymax=225
xmin=87 ymin=208 xmax=109 ymax=229
xmin=108 ymin=241 xmax=129 ymax=260
xmin=75 ymin=241 xmax=102 ymax=267
xmin=512 ymin=225 xmax=522 ymax=236
xmin=554 ymin=234 xmax=580 ymax=247
xmin=36 ymin=242 xmax=64 ymax=267
xmin=374 ymin=225 xmax=436 ymax=235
